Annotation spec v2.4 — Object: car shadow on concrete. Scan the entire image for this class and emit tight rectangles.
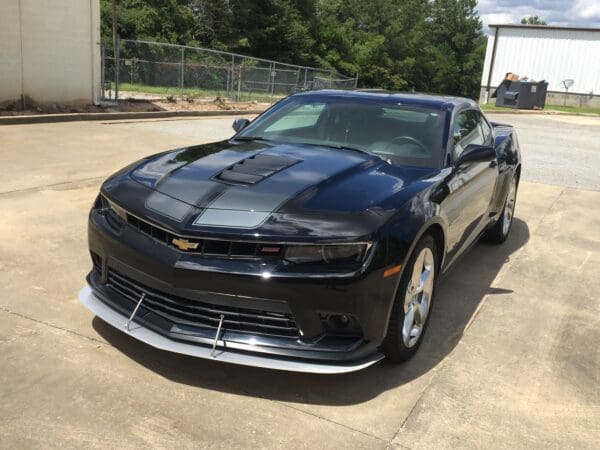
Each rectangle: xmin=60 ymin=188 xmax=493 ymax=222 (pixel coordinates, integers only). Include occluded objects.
xmin=93 ymin=218 xmax=529 ymax=406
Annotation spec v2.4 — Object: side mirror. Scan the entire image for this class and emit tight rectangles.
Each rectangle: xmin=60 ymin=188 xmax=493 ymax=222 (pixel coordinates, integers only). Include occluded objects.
xmin=232 ymin=118 xmax=250 ymax=133
xmin=454 ymin=144 xmax=496 ymax=167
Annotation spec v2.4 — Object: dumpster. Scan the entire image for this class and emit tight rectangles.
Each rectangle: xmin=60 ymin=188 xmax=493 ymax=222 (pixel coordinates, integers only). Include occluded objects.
xmin=492 ymin=75 xmax=548 ymax=109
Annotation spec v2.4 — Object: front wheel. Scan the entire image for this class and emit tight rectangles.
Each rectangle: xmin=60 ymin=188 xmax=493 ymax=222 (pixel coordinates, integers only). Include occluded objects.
xmin=382 ymin=235 xmax=438 ymax=363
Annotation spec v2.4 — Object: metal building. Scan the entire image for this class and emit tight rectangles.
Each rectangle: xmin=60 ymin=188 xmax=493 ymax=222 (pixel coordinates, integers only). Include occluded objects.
xmin=481 ymin=24 xmax=600 ymax=107
xmin=0 ymin=0 xmax=101 ymax=108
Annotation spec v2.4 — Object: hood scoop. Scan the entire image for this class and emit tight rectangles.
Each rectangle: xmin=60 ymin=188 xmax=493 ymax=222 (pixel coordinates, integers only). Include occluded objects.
xmin=214 ymin=153 xmax=300 ymax=185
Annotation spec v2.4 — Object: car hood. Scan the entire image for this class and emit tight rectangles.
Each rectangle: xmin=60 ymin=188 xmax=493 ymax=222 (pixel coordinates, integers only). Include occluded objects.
xmin=102 ymin=140 xmax=438 ymax=240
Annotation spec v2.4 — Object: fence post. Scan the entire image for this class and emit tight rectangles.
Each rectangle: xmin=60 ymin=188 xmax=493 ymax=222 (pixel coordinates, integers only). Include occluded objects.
xmin=130 ymin=58 xmax=134 ymax=85
xmin=354 ymin=72 xmax=359 ymax=89
xmin=115 ymin=35 xmax=120 ymax=101
xmin=100 ymin=46 xmax=105 ymax=101
xmin=237 ymin=65 xmax=242 ymax=101
xmin=304 ymin=68 xmax=308 ymax=89
xmin=230 ymin=55 xmax=235 ymax=99
xmin=272 ymin=64 xmax=277 ymax=100
xmin=180 ymin=47 xmax=185 ymax=98
xmin=270 ymin=63 xmax=275 ymax=104
xmin=295 ymin=68 xmax=300 ymax=92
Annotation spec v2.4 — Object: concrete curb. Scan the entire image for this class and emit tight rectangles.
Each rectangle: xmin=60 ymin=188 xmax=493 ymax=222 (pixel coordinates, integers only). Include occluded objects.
xmin=0 ymin=109 xmax=265 ymax=125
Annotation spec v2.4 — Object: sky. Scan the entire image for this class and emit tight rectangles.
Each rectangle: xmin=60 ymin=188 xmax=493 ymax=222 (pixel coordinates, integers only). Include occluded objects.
xmin=477 ymin=0 xmax=600 ymax=31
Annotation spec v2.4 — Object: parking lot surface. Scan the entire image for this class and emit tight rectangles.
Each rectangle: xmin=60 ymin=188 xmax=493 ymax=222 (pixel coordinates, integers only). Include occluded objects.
xmin=498 ymin=113 xmax=600 ymax=191
xmin=1 ymin=113 xmax=599 ymax=448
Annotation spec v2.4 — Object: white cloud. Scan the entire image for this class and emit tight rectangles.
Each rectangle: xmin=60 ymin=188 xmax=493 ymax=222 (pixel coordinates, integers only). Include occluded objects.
xmin=477 ymin=0 xmax=600 ymax=30
xmin=574 ymin=0 xmax=600 ymax=19
xmin=480 ymin=12 xmax=517 ymax=25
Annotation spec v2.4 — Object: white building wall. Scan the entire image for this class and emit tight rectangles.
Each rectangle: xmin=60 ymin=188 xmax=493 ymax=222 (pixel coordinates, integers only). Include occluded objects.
xmin=481 ymin=26 xmax=600 ymax=96
xmin=0 ymin=1 xmax=23 ymax=103
xmin=0 ymin=0 xmax=101 ymax=105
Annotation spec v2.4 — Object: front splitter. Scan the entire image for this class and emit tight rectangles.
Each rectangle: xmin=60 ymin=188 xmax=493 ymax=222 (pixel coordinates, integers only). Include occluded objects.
xmin=78 ymin=285 xmax=384 ymax=374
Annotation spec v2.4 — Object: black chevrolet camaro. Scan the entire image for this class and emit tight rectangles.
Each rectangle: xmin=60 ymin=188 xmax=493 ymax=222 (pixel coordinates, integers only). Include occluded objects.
xmin=79 ymin=90 xmax=521 ymax=373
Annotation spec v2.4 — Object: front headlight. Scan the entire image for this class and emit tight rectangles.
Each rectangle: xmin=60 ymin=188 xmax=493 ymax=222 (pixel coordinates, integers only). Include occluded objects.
xmin=284 ymin=243 xmax=369 ymax=264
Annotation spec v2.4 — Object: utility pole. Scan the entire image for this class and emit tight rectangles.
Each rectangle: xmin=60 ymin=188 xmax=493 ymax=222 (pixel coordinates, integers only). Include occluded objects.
xmin=112 ymin=0 xmax=119 ymax=101
xmin=112 ymin=0 xmax=118 ymax=55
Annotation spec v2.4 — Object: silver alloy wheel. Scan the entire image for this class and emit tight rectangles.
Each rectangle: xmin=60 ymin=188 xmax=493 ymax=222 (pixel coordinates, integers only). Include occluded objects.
xmin=402 ymin=247 xmax=435 ymax=348
xmin=502 ymin=177 xmax=517 ymax=236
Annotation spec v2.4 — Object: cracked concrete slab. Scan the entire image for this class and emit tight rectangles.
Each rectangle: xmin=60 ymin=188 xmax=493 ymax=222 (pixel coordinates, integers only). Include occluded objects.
xmin=0 ymin=312 xmax=384 ymax=449
xmin=391 ymin=187 xmax=600 ymax=449
xmin=0 ymin=117 xmax=238 ymax=194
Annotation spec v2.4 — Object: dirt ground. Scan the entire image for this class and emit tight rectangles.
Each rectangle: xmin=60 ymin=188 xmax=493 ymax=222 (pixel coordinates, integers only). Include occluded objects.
xmin=0 ymin=114 xmax=598 ymax=448
xmin=0 ymin=95 xmax=269 ymax=116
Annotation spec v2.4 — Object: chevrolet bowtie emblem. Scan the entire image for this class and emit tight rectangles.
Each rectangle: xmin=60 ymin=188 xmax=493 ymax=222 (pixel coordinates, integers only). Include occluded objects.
xmin=171 ymin=237 xmax=199 ymax=251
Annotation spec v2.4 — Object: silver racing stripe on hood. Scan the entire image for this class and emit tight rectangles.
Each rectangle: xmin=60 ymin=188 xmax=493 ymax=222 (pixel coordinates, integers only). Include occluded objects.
xmin=132 ymin=144 xmax=373 ymax=229
xmin=193 ymin=209 xmax=271 ymax=228
xmin=192 ymin=148 xmax=369 ymax=228
xmin=193 ymin=188 xmax=288 ymax=228
xmin=145 ymin=190 xmax=192 ymax=222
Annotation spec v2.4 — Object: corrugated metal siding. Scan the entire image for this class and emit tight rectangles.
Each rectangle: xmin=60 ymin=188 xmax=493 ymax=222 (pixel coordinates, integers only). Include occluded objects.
xmin=481 ymin=27 xmax=600 ymax=95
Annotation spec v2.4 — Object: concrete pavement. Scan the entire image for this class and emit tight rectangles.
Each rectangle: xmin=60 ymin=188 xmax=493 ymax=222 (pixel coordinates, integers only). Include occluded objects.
xmin=0 ymin=115 xmax=598 ymax=448
xmin=489 ymin=113 xmax=600 ymax=191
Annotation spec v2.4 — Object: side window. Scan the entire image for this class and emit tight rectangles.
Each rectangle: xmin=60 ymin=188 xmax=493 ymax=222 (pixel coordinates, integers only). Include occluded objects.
xmin=452 ymin=110 xmax=485 ymax=160
xmin=479 ymin=115 xmax=492 ymax=142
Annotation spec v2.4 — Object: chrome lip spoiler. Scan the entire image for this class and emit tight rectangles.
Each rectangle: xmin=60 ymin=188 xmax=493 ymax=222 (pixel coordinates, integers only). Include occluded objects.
xmin=78 ymin=285 xmax=384 ymax=374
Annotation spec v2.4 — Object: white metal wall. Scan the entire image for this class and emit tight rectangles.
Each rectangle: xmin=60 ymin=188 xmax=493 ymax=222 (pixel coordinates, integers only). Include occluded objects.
xmin=0 ymin=0 xmax=101 ymax=105
xmin=481 ymin=26 xmax=600 ymax=95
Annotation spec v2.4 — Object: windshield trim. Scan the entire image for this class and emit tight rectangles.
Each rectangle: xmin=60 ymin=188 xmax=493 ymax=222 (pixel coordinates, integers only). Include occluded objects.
xmin=237 ymin=96 xmax=447 ymax=169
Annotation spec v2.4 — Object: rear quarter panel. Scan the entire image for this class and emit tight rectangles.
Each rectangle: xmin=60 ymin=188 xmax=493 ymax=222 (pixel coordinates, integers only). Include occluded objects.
xmin=490 ymin=122 xmax=522 ymax=213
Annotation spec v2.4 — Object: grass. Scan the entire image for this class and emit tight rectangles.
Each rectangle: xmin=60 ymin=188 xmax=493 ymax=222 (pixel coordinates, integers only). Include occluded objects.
xmin=537 ymin=104 xmax=600 ymax=115
xmin=109 ymin=83 xmax=600 ymax=115
xmin=480 ymin=102 xmax=600 ymax=115
xmin=109 ymin=82 xmax=282 ymax=103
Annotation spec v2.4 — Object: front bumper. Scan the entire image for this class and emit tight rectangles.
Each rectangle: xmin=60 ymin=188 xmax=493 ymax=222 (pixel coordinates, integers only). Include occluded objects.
xmin=79 ymin=285 xmax=384 ymax=373
xmin=84 ymin=208 xmax=400 ymax=373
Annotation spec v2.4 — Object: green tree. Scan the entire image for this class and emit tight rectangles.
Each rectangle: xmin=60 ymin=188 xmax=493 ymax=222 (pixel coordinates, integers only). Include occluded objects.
xmin=313 ymin=0 xmax=429 ymax=90
xmin=226 ymin=0 xmax=316 ymax=64
xmin=100 ymin=0 xmax=197 ymax=47
xmin=421 ymin=0 xmax=486 ymax=98
xmin=187 ymin=0 xmax=235 ymax=50
xmin=521 ymin=16 xmax=547 ymax=25
xmin=100 ymin=0 xmax=488 ymax=98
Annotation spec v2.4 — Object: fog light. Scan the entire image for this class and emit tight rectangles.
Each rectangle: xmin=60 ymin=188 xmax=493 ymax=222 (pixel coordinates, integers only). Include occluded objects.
xmin=318 ymin=313 xmax=361 ymax=336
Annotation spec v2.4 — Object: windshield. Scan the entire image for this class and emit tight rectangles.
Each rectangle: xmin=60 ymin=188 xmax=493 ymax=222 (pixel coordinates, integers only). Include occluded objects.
xmin=237 ymin=96 xmax=447 ymax=168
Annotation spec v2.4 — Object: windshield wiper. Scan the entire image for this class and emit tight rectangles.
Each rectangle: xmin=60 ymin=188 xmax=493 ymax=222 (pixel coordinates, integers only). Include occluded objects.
xmin=309 ymin=143 xmax=388 ymax=162
xmin=232 ymin=136 xmax=272 ymax=142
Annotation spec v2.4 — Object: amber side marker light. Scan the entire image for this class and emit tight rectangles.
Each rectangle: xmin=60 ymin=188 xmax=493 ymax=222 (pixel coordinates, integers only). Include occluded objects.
xmin=383 ymin=264 xmax=402 ymax=278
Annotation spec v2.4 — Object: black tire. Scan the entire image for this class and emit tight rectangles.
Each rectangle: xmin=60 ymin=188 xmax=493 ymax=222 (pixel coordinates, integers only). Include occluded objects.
xmin=382 ymin=234 xmax=438 ymax=363
xmin=484 ymin=174 xmax=518 ymax=245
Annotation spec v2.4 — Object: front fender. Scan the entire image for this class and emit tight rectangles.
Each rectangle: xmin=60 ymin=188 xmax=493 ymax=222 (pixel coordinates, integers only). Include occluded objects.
xmin=376 ymin=192 xmax=449 ymax=336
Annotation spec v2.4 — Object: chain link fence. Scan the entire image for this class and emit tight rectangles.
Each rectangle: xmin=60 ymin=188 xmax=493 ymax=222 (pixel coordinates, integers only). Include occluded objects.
xmin=101 ymin=39 xmax=357 ymax=103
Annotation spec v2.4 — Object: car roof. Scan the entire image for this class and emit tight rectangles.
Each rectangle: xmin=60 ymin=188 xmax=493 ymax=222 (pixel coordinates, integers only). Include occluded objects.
xmin=292 ymin=89 xmax=477 ymax=112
